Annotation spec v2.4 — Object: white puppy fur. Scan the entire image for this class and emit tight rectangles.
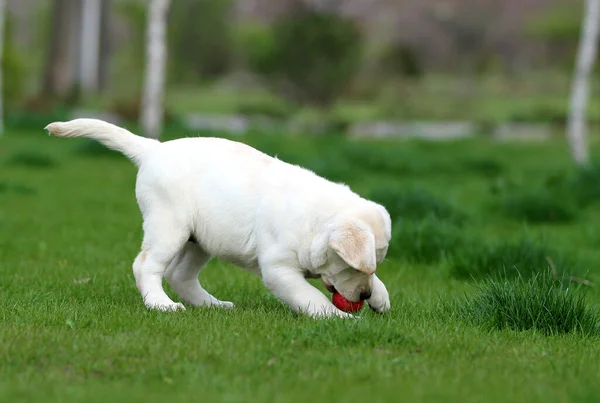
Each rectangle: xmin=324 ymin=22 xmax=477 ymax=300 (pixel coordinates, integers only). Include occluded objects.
xmin=45 ymin=119 xmax=392 ymax=318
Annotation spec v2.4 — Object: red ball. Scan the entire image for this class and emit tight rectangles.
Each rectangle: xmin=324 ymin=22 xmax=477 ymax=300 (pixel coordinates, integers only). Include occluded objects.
xmin=332 ymin=292 xmax=364 ymax=313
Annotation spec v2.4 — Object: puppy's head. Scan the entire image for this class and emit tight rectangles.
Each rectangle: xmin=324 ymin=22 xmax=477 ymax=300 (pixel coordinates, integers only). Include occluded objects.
xmin=321 ymin=202 xmax=391 ymax=302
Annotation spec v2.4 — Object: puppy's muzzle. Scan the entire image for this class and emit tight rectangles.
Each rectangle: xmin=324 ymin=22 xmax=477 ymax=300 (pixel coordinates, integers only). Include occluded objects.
xmin=359 ymin=291 xmax=372 ymax=300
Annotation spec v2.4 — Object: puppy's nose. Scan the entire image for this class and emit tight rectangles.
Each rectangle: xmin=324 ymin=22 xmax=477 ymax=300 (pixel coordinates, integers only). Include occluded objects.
xmin=359 ymin=291 xmax=372 ymax=300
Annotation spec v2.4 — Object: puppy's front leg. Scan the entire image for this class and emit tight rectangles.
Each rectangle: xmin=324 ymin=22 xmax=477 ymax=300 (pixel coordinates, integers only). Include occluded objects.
xmin=262 ymin=266 xmax=352 ymax=318
xmin=367 ymin=274 xmax=391 ymax=313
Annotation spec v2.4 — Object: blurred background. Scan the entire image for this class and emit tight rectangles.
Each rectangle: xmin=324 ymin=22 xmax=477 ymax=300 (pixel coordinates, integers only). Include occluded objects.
xmin=1 ymin=0 xmax=597 ymax=140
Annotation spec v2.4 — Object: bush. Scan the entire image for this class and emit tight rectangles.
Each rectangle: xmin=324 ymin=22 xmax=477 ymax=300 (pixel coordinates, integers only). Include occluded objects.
xmin=368 ymin=187 xmax=467 ymax=224
xmin=3 ymin=13 xmax=27 ymax=108
xmin=448 ymin=270 xmax=598 ymax=336
xmin=497 ymin=188 xmax=578 ymax=224
xmin=449 ymin=238 xmax=579 ymax=280
xmin=169 ymin=0 xmax=234 ymax=82
xmin=245 ymin=8 xmax=362 ymax=106
xmin=378 ymin=43 xmax=423 ymax=79
xmin=388 ymin=216 xmax=465 ymax=263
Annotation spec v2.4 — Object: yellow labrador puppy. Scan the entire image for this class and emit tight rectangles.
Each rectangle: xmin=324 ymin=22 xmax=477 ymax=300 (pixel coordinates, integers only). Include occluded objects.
xmin=45 ymin=119 xmax=391 ymax=318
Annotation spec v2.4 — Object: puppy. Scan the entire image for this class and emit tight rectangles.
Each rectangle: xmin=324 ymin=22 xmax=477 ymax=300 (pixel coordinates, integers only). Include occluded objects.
xmin=45 ymin=119 xmax=392 ymax=318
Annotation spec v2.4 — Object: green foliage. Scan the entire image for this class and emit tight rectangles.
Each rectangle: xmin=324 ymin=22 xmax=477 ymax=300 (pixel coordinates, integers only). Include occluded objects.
xmin=368 ymin=187 xmax=466 ymax=224
xmin=114 ymin=0 xmax=146 ymax=70
xmin=2 ymin=12 xmax=27 ymax=108
xmin=379 ymin=44 xmax=423 ymax=78
xmin=449 ymin=270 xmax=598 ymax=336
xmin=449 ymin=238 xmax=579 ymax=280
xmin=169 ymin=0 xmax=234 ymax=82
xmin=497 ymin=188 xmax=578 ymax=224
xmin=525 ymin=4 xmax=582 ymax=43
xmin=388 ymin=216 xmax=465 ymax=263
xmin=244 ymin=8 xmax=363 ymax=106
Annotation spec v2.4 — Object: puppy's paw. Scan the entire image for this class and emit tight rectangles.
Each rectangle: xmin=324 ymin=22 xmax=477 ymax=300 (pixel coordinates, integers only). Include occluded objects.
xmin=367 ymin=295 xmax=390 ymax=314
xmin=212 ymin=300 xmax=235 ymax=309
xmin=306 ymin=306 xmax=356 ymax=319
xmin=146 ymin=300 xmax=186 ymax=312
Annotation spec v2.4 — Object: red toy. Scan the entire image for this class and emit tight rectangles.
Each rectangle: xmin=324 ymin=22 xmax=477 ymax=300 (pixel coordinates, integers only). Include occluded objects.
xmin=332 ymin=292 xmax=364 ymax=313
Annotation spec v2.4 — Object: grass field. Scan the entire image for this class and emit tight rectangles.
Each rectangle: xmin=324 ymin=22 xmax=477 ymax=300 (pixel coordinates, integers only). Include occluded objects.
xmin=1 ymin=127 xmax=600 ymax=402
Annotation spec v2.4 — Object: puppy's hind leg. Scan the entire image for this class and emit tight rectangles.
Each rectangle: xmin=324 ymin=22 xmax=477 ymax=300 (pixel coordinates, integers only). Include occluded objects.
xmin=132 ymin=213 xmax=189 ymax=311
xmin=164 ymin=242 xmax=234 ymax=309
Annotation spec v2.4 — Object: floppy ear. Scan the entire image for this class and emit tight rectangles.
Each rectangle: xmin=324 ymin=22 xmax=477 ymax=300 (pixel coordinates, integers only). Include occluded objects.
xmin=329 ymin=220 xmax=376 ymax=274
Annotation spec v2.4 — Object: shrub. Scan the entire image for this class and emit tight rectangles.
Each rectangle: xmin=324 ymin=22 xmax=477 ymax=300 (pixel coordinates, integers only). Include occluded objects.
xmin=378 ymin=43 xmax=424 ymax=79
xmin=245 ymin=8 xmax=362 ymax=106
xmin=3 ymin=13 xmax=27 ymax=108
xmin=388 ymin=216 xmax=465 ymax=263
xmin=169 ymin=0 xmax=234 ymax=81
xmin=368 ymin=187 xmax=467 ymax=224
xmin=497 ymin=188 xmax=578 ymax=224
xmin=449 ymin=238 xmax=580 ymax=280
xmin=448 ymin=270 xmax=598 ymax=336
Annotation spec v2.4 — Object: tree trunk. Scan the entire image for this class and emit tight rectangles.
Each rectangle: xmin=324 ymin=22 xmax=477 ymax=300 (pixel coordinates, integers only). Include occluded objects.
xmin=98 ymin=0 xmax=113 ymax=93
xmin=567 ymin=0 xmax=600 ymax=165
xmin=79 ymin=0 xmax=102 ymax=96
xmin=43 ymin=0 xmax=79 ymax=99
xmin=140 ymin=0 xmax=171 ymax=139
xmin=0 ymin=0 xmax=6 ymax=134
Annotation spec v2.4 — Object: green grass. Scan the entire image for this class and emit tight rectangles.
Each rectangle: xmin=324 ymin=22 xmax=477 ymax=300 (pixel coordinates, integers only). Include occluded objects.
xmin=2 ymin=128 xmax=600 ymax=402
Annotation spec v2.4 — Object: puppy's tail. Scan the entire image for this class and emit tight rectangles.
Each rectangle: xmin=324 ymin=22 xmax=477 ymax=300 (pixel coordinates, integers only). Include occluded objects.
xmin=45 ymin=118 xmax=158 ymax=166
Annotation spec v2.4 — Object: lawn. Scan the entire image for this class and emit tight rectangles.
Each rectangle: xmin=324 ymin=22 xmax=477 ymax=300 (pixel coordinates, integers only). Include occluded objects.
xmin=1 ymin=127 xmax=600 ymax=402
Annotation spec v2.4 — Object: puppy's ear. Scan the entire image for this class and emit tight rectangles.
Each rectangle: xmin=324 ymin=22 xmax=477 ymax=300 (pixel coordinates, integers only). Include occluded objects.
xmin=329 ymin=220 xmax=376 ymax=274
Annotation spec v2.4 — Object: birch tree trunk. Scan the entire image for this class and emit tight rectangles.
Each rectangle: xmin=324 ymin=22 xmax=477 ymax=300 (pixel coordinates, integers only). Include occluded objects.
xmin=140 ymin=0 xmax=171 ymax=139
xmin=567 ymin=0 xmax=600 ymax=165
xmin=0 ymin=0 xmax=6 ymax=135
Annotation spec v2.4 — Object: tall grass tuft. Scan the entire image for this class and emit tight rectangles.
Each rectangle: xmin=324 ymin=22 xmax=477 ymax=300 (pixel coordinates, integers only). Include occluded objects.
xmin=449 ymin=270 xmax=599 ymax=336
